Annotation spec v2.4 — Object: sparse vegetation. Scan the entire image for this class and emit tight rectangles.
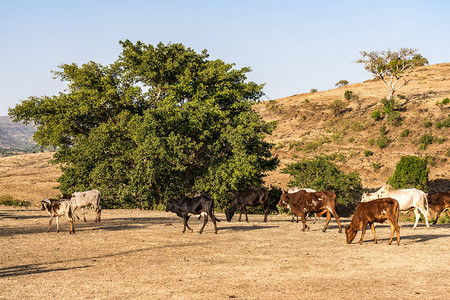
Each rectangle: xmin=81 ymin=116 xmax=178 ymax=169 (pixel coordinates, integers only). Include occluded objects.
xmin=0 ymin=195 xmax=30 ymax=206
xmin=376 ymin=126 xmax=389 ymax=149
xmin=435 ymin=115 xmax=450 ymax=129
xmin=310 ymin=88 xmax=318 ymax=93
xmin=372 ymin=163 xmax=382 ymax=171
xmin=371 ymin=110 xmax=382 ymax=121
xmin=344 ymin=90 xmax=353 ymax=100
xmin=423 ymin=120 xmax=432 ymax=128
xmin=364 ymin=150 xmax=373 ymax=157
xmin=419 ymin=133 xmax=433 ymax=150
xmin=327 ymin=100 xmax=348 ymax=116
xmin=400 ymin=129 xmax=410 ymax=137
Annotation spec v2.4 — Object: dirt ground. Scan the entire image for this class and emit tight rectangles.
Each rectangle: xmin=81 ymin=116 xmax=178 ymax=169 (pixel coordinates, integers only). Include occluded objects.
xmin=1 ymin=207 xmax=449 ymax=299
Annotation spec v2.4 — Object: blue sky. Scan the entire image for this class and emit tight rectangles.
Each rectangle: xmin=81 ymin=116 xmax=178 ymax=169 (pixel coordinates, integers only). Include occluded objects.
xmin=1 ymin=0 xmax=449 ymax=115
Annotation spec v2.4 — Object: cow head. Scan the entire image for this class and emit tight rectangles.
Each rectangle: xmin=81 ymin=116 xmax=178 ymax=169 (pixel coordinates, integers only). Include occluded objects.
xmin=277 ymin=191 xmax=289 ymax=208
xmin=345 ymin=225 xmax=357 ymax=244
xmin=225 ymin=207 xmax=235 ymax=222
xmin=165 ymin=199 xmax=174 ymax=212
xmin=41 ymin=199 xmax=51 ymax=211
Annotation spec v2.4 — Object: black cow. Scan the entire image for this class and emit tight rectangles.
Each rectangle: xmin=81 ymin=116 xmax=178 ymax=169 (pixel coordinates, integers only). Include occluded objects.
xmin=225 ymin=188 xmax=269 ymax=222
xmin=165 ymin=195 xmax=220 ymax=234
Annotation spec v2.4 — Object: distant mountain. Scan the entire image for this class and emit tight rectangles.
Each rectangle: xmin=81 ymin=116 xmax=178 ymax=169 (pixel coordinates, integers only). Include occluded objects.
xmin=0 ymin=116 xmax=36 ymax=148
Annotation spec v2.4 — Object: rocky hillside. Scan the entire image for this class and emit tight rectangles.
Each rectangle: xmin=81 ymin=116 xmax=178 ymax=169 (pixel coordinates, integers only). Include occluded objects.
xmin=0 ymin=116 xmax=35 ymax=150
xmin=254 ymin=63 xmax=450 ymax=192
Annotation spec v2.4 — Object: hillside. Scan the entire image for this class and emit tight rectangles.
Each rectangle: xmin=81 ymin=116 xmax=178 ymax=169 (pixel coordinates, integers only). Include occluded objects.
xmin=0 ymin=116 xmax=35 ymax=149
xmin=254 ymin=63 xmax=450 ymax=192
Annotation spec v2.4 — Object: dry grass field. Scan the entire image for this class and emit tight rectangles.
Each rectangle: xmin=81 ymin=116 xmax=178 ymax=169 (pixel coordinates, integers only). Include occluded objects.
xmin=1 ymin=207 xmax=449 ymax=299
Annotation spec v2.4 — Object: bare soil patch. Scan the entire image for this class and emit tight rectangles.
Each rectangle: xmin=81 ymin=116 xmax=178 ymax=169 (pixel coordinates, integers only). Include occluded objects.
xmin=1 ymin=207 xmax=449 ymax=299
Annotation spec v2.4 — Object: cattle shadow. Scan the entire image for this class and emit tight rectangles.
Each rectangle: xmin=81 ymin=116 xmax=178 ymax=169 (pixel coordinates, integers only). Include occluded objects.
xmin=369 ymin=232 xmax=450 ymax=244
xmin=219 ymin=225 xmax=279 ymax=232
xmin=0 ymin=264 xmax=92 ymax=278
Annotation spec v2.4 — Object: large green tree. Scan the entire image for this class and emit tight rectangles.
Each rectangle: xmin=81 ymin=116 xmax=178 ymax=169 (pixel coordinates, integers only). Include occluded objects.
xmin=9 ymin=41 xmax=278 ymax=209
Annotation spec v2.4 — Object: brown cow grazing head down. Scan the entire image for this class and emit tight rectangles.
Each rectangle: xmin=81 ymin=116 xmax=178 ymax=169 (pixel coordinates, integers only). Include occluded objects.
xmin=345 ymin=197 xmax=400 ymax=246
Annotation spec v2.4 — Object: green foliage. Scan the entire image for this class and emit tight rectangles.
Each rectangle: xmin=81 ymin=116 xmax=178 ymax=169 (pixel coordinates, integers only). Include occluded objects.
xmin=0 ymin=195 xmax=30 ymax=206
xmin=387 ymin=110 xmax=403 ymax=126
xmin=304 ymin=98 xmax=310 ymax=103
xmin=344 ymin=90 xmax=353 ymax=100
xmin=397 ymin=94 xmax=406 ymax=99
xmin=282 ymin=156 xmax=363 ymax=215
xmin=9 ymin=41 xmax=278 ymax=209
xmin=442 ymin=97 xmax=450 ymax=104
xmin=423 ymin=120 xmax=432 ymax=128
xmin=372 ymin=163 xmax=382 ymax=171
xmin=310 ymin=88 xmax=318 ymax=93
xmin=327 ymin=100 xmax=348 ymax=116
xmin=435 ymin=115 xmax=450 ymax=129
xmin=363 ymin=150 xmax=373 ymax=157
xmin=376 ymin=125 xmax=389 ymax=149
xmin=335 ymin=80 xmax=349 ymax=87
xmin=388 ymin=156 xmax=429 ymax=191
xmin=400 ymin=129 xmax=410 ymax=137
xmin=371 ymin=110 xmax=382 ymax=121
xmin=419 ymin=133 xmax=433 ymax=150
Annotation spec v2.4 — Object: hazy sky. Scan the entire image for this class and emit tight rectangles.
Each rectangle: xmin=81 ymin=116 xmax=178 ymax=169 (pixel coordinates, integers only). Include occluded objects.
xmin=1 ymin=0 xmax=449 ymax=115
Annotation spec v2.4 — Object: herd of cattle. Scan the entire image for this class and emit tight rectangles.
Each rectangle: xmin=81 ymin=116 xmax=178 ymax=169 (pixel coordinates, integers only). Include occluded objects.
xmin=41 ymin=186 xmax=450 ymax=246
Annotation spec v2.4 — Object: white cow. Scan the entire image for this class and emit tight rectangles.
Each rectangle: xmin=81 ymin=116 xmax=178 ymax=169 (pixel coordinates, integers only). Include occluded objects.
xmin=70 ymin=189 xmax=102 ymax=223
xmin=361 ymin=185 xmax=429 ymax=229
xmin=287 ymin=187 xmax=318 ymax=223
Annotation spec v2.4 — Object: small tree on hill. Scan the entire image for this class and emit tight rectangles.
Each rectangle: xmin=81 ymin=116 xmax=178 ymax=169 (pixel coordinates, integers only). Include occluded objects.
xmin=388 ymin=156 xmax=429 ymax=191
xmin=356 ymin=48 xmax=428 ymax=99
xmin=335 ymin=80 xmax=349 ymax=87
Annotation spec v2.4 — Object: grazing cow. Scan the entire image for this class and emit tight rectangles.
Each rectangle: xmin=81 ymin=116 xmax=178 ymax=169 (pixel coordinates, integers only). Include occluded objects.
xmin=361 ymin=185 xmax=429 ymax=229
xmin=345 ymin=198 xmax=400 ymax=245
xmin=68 ymin=190 xmax=102 ymax=223
xmin=225 ymin=188 xmax=269 ymax=222
xmin=287 ymin=188 xmax=318 ymax=223
xmin=165 ymin=195 xmax=220 ymax=234
xmin=428 ymin=191 xmax=450 ymax=224
xmin=41 ymin=199 xmax=75 ymax=233
xmin=278 ymin=190 xmax=342 ymax=232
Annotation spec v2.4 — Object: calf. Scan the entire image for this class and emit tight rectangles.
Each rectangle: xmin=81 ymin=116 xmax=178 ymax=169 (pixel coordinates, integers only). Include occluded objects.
xmin=225 ymin=188 xmax=269 ymax=222
xmin=278 ymin=190 xmax=341 ymax=232
xmin=345 ymin=198 xmax=400 ymax=245
xmin=287 ymin=188 xmax=318 ymax=223
xmin=166 ymin=195 xmax=220 ymax=234
xmin=67 ymin=189 xmax=102 ymax=223
xmin=41 ymin=199 xmax=75 ymax=233
xmin=428 ymin=191 xmax=450 ymax=224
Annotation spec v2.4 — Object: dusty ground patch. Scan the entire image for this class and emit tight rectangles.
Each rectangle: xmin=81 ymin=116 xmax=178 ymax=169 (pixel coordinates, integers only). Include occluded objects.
xmin=0 ymin=207 xmax=449 ymax=299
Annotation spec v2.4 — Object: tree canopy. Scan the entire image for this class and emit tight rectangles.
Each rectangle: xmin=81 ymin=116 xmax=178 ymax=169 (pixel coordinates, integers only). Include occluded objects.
xmin=9 ymin=40 xmax=279 ymax=209
xmin=356 ymin=48 xmax=428 ymax=99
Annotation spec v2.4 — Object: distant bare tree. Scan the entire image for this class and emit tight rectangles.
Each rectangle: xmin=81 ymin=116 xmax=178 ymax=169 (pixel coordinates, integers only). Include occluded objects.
xmin=356 ymin=48 xmax=428 ymax=99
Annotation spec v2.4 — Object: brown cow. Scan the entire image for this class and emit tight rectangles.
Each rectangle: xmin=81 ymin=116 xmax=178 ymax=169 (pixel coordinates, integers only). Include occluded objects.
xmin=278 ymin=190 xmax=342 ymax=232
xmin=428 ymin=191 xmax=450 ymax=224
xmin=345 ymin=198 xmax=400 ymax=245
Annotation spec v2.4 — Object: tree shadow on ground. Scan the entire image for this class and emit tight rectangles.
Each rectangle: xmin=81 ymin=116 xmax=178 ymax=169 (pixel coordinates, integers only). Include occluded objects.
xmin=0 ymin=208 xmax=47 ymax=220
xmin=219 ymin=225 xmax=279 ymax=232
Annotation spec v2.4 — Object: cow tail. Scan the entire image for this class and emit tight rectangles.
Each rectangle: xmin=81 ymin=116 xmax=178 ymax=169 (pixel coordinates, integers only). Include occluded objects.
xmin=395 ymin=202 xmax=400 ymax=224
xmin=424 ymin=193 xmax=429 ymax=217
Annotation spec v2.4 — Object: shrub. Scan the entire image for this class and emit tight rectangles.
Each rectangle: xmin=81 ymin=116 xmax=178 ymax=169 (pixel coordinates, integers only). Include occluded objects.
xmin=388 ymin=156 xmax=429 ymax=191
xmin=387 ymin=111 xmax=403 ymax=126
xmin=423 ymin=120 xmax=432 ymax=128
xmin=371 ymin=110 xmax=382 ymax=121
xmin=372 ymin=163 xmax=382 ymax=171
xmin=442 ymin=97 xmax=450 ymax=104
xmin=397 ymin=94 xmax=406 ymax=99
xmin=282 ymin=156 xmax=363 ymax=215
xmin=310 ymin=88 xmax=318 ymax=93
xmin=344 ymin=90 xmax=353 ymax=100
xmin=364 ymin=150 xmax=373 ymax=157
xmin=400 ymin=129 xmax=410 ymax=137
xmin=327 ymin=100 xmax=348 ymax=116
xmin=435 ymin=115 xmax=450 ymax=129
xmin=419 ymin=133 xmax=433 ymax=150
xmin=0 ymin=195 xmax=30 ymax=206
xmin=304 ymin=98 xmax=310 ymax=103
xmin=376 ymin=125 xmax=389 ymax=149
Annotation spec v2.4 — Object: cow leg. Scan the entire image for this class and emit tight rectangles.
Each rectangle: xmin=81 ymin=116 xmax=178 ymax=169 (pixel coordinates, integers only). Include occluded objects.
xmin=359 ymin=221 xmax=368 ymax=244
xmin=81 ymin=207 xmax=87 ymax=222
xmin=96 ymin=207 xmax=101 ymax=223
xmin=183 ymin=216 xmax=193 ymax=233
xmin=312 ymin=213 xmax=318 ymax=224
xmin=370 ymin=223 xmax=377 ymax=244
xmin=330 ymin=209 xmax=342 ymax=233
xmin=417 ymin=206 xmax=430 ymax=228
xmin=68 ymin=215 xmax=75 ymax=234
xmin=387 ymin=218 xmax=400 ymax=245
xmin=300 ymin=213 xmax=309 ymax=231
xmin=412 ymin=208 xmax=420 ymax=229
xmin=199 ymin=215 xmax=208 ymax=234
xmin=56 ymin=216 xmax=60 ymax=233
xmin=433 ymin=209 xmax=442 ymax=225
xmin=238 ymin=207 xmax=243 ymax=222
xmin=210 ymin=213 xmax=218 ymax=234
xmin=244 ymin=207 xmax=249 ymax=222
xmin=47 ymin=216 xmax=54 ymax=233
xmin=263 ymin=206 xmax=268 ymax=223
xmin=322 ymin=211 xmax=331 ymax=232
